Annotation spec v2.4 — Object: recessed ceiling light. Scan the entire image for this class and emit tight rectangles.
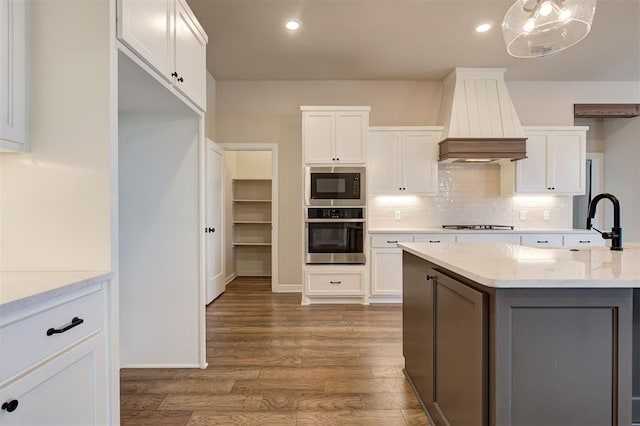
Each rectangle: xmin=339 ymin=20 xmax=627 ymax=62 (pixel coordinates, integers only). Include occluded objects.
xmin=475 ymin=23 xmax=492 ymax=33
xmin=285 ymin=20 xmax=300 ymax=31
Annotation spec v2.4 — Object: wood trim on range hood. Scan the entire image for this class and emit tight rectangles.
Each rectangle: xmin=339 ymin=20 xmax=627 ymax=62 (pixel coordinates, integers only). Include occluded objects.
xmin=438 ymin=138 xmax=527 ymax=163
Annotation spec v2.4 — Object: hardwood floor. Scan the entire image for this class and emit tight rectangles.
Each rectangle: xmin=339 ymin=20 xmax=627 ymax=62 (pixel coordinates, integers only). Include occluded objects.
xmin=120 ymin=277 xmax=430 ymax=425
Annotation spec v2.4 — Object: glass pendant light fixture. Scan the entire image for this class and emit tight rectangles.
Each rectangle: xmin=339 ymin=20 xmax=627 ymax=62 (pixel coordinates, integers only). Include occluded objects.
xmin=502 ymin=0 xmax=597 ymax=58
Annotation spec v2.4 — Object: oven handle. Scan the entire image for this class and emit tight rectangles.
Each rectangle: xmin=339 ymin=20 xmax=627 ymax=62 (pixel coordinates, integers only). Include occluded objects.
xmin=304 ymin=219 xmax=366 ymax=223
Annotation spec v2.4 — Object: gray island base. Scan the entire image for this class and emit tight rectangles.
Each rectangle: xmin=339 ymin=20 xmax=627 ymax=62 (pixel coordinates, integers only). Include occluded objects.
xmin=400 ymin=242 xmax=640 ymax=426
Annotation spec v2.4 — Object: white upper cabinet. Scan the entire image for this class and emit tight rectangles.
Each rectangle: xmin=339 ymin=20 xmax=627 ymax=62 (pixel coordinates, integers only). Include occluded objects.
xmin=173 ymin=0 xmax=206 ymax=109
xmin=117 ymin=0 xmax=173 ymax=80
xmin=302 ymin=107 xmax=370 ymax=165
xmin=368 ymin=127 xmax=441 ymax=195
xmin=0 ymin=0 xmax=28 ymax=151
xmin=117 ymin=0 xmax=207 ymax=111
xmin=501 ymin=126 xmax=587 ymax=195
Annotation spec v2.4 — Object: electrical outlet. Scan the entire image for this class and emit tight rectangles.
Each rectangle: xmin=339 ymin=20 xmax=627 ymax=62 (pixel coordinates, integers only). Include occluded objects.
xmin=519 ymin=210 xmax=527 ymax=220
xmin=543 ymin=211 xmax=550 ymax=220
xmin=394 ymin=210 xmax=401 ymax=220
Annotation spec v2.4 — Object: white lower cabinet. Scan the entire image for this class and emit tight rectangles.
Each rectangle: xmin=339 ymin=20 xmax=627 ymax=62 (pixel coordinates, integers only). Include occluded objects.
xmin=564 ymin=233 xmax=605 ymax=247
xmin=303 ymin=267 xmax=366 ymax=305
xmin=371 ymin=248 xmax=403 ymax=296
xmin=413 ymin=234 xmax=456 ymax=244
xmin=0 ymin=283 xmax=110 ymax=425
xmin=456 ymin=234 xmax=521 ymax=244
xmin=521 ymin=234 xmax=564 ymax=248
xmin=0 ymin=334 xmax=106 ymax=425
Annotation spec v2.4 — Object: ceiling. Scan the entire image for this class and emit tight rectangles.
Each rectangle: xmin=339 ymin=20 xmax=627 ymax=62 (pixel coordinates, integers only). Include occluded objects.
xmin=186 ymin=0 xmax=640 ymax=81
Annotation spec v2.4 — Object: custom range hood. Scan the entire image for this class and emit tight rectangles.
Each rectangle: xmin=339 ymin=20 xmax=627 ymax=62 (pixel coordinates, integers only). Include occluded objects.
xmin=437 ymin=68 xmax=527 ymax=163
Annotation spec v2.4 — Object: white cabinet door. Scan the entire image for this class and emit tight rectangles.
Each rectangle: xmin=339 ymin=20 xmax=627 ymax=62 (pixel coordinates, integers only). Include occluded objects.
xmin=515 ymin=134 xmax=547 ymax=193
xmin=303 ymin=112 xmax=334 ymax=164
xmin=0 ymin=0 xmax=27 ymax=151
xmin=0 ymin=334 xmax=107 ymax=426
xmin=117 ymin=0 xmax=173 ymax=81
xmin=369 ymin=129 xmax=440 ymax=195
xmin=402 ymin=132 xmax=439 ymax=194
xmin=371 ymin=248 xmax=403 ymax=296
xmin=369 ymin=131 xmax=402 ymax=194
xmin=173 ymin=0 xmax=206 ymax=110
xmin=334 ymin=112 xmax=367 ymax=164
xmin=511 ymin=128 xmax=586 ymax=195
xmin=303 ymin=109 xmax=369 ymax=165
xmin=548 ymin=134 xmax=585 ymax=194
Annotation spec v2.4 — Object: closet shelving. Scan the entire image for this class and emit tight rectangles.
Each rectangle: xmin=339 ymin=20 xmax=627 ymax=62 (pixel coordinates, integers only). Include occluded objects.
xmin=232 ymin=179 xmax=272 ymax=275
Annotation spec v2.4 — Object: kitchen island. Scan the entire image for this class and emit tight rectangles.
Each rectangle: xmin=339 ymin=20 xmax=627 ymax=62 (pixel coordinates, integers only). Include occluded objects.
xmin=399 ymin=242 xmax=640 ymax=426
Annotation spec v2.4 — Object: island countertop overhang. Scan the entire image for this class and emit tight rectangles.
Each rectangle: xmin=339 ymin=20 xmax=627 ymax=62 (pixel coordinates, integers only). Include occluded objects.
xmin=398 ymin=242 xmax=640 ymax=289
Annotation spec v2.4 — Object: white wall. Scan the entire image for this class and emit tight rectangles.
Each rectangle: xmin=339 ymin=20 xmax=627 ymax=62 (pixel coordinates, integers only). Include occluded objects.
xmin=507 ymin=81 xmax=640 ymax=125
xmin=0 ymin=0 xmax=112 ymax=270
xmin=118 ymin=112 xmax=201 ymax=367
xmin=223 ymin=151 xmax=237 ymax=279
xmin=603 ymin=117 xmax=640 ymax=242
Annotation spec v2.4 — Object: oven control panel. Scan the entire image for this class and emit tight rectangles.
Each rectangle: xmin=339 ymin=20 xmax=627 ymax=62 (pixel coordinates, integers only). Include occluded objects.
xmin=307 ymin=208 xmax=364 ymax=219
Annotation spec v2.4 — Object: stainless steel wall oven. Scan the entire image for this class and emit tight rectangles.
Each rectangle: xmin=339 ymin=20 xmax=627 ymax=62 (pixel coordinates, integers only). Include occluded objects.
xmin=305 ymin=207 xmax=365 ymax=264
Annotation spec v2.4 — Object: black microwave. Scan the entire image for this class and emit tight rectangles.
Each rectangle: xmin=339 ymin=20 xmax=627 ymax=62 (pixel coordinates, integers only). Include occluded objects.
xmin=304 ymin=167 xmax=365 ymax=206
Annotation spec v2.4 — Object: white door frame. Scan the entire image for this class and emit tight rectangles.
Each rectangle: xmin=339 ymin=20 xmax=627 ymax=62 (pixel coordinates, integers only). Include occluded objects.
xmin=220 ymin=143 xmax=279 ymax=293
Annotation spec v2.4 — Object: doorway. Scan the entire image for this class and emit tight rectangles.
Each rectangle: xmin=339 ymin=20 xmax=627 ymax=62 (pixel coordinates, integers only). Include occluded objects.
xmin=221 ymin=144 xmax=279 ymax=292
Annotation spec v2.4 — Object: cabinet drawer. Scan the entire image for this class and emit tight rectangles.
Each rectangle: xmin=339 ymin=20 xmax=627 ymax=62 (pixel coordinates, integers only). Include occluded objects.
xmin=306 ymin=272 xmax=364 ymax=295
xmin=0 ymin=286 xmax=105 ymax=383
xmin=413 ymin=234 xmax=456 ymax=244
xmin=521 ymin=235 xmax=563 ymax=247
xmin=0 ymin=333 xmax=107 ymax=425
xmin=563 ymin=234 xmax=605 ymax=247
xmin=371 ymin=235 xmax=412 ymax=248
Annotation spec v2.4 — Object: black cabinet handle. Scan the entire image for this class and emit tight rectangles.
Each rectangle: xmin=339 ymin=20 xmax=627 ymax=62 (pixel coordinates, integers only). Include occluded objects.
xmin=332 ymin=158 xmax=336 ymax=161
xmin=177 ymin=77 xmax=184 ymax=83
xmin=205 ymin=227 xmax=215 ymax=233
xmin=426 ymin=275 xmax=435 ymax=281
xmin=2 ymin=400 xmax=18 ymax=413
xmin=46 ymin=317 xmax=84 ymax=336
xmin=429 ymin=240 xmax=441 ymax=243
xmin=336 ymin=158 xmax=339 ymax=161
xmin=579 ymin=240 xmax=591 ymax=244
xmin=171 ymin=72 xmax=178 ymax=77
xmin=387 ymin=240 xmax=398 ymax=244
xmin=329 ymin=281 xmax=341 ymax=284
xmin=537 ymin=240 xmax=549 ymax=243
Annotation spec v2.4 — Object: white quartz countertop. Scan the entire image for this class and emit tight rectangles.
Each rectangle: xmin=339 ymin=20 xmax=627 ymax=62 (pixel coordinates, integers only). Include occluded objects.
xmin=398 ymin=242 xmax=640 ymax=289
xmin=0 ymin=271 xmax=111 ymax=314
xmin=369 ymin=228 xmax=600 ymax=235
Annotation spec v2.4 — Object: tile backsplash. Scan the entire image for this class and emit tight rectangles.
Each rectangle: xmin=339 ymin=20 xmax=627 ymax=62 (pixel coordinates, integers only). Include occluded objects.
xmin=369 ymin=163 xmax=574 ymax=230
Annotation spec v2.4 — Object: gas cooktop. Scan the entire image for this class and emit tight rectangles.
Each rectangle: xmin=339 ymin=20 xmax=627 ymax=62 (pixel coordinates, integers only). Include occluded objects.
xmin=442 ymin=225 xmax=515 ymax=230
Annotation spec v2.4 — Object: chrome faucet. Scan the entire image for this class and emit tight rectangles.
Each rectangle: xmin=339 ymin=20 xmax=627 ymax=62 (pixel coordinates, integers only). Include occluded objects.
xmin=586 ymin=193 xmax=623 ymax=251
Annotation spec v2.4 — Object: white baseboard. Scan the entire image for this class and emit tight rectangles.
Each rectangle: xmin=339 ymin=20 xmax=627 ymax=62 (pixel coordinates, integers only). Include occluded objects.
xmin=368 ymin=296 xmax=403 ymax=304
xmin=120 ymin=363 xmax=202 ymax=369
xmin=224 ymin=273 xmax=237 ymax=285
xmin=273 ymin=283 xmax=302 ymax=293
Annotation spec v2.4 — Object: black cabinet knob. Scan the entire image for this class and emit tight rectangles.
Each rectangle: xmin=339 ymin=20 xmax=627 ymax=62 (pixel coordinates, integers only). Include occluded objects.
xmin=332 ymin=158 xmax=336 ymax=161
xmin=171 ymin=72 xmax=178 ymax=77
xmin=2 ymin=400 xmax=18 ymax=413
xmin=177 ymin=77 xmax=184 ymax=83
xmin=426 ymin=275 xmax=435 ymax=281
